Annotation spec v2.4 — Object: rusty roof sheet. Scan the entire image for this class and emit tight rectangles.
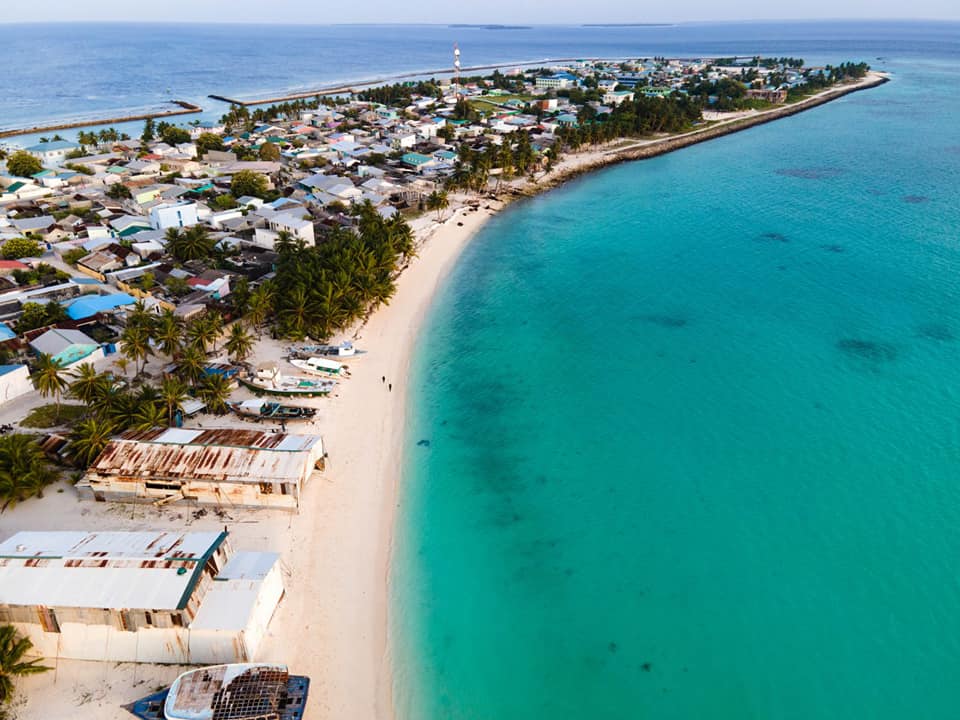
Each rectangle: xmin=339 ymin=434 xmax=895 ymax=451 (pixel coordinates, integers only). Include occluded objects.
xmin=88 ymin=429 xmax=323 ymax=485
xmin=0 ymin=530 xmax=226 ymax=610
xmin=120 ymin=427 xmax=321 ymax=452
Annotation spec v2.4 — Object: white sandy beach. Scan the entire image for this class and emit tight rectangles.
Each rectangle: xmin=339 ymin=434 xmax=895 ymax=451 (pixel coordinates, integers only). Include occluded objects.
xmin=2 ymin=70 xmax=888 ymax=720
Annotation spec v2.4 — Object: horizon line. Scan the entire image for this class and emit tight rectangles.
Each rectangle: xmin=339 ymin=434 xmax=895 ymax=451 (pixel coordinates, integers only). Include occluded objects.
xmin=1 ymin=17 xmax=959 ymax=26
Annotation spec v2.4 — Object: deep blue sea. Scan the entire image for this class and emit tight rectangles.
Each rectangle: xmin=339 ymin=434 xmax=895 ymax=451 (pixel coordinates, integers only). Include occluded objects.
xmin=389 ymin=20 xmax=960 ymax=720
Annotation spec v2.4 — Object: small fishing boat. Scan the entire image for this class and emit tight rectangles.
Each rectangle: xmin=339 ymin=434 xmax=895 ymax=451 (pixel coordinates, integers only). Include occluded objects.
xmin=289 ymin=356 xmax=345 ymax=377
xmin=229 ymin=399 xmax=317 ymax=421
xmin=239 ymin=363 xmax=335 ymax=397
xmin=290 ymin=341 xmax=364 ymax=358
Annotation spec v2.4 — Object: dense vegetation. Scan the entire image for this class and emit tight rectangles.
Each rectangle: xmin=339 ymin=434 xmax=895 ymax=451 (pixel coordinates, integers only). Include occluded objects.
xmin=271 ymin=204 xmax=415 ymax=339
xmin=358 ymin=80 xmax=441 ymax=106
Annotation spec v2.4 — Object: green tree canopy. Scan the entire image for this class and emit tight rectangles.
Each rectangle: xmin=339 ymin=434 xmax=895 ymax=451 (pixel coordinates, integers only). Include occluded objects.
xmin=230 ymin=170 xmax=269 ymax=199
xmin=2 ymin=237 xmax=42 ymax=260
xmin=5 ymin=151 xmax=42 ymax=178
xmin=195 ymin=132 xmax=224 ymax=157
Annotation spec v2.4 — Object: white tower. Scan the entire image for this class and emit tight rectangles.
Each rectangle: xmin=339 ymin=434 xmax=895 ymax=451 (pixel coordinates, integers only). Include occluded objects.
xmin=454 ymin=44 xmax=462 ymax=98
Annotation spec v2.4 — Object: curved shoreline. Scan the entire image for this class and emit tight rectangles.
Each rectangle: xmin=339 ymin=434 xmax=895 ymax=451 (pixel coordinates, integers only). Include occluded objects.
xmin=368 ymin=69 xmax=888 ymax=720
xmin=0 ymin=101 xmax=202 ymax=139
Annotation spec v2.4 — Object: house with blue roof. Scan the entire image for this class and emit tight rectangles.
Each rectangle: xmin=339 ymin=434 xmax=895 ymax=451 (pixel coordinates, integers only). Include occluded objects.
xmin=66 ymin=292 xmax=137 ymax=320
xmin=25 ymin=140 xmax=81 ymax=167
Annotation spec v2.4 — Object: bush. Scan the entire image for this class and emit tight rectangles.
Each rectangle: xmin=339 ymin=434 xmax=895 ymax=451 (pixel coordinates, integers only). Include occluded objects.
xmin=230 ymin=170 xmax=269 ymax=199
xmin=5 ymin=150 xmax=42 ymax=178
xmin=61 ymin=247 xmax=88 ymax=266
xmin=2 ymin=237 xmax=42 ymax=259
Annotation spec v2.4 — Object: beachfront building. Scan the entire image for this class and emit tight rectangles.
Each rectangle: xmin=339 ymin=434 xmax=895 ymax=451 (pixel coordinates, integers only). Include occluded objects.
xmin=77 ymin=427 xmax=325 ymax=511
xmin=0 ymin=530 xmax=284 ymax=664
xmin=24 ymin=139 xmax=81 ymax=166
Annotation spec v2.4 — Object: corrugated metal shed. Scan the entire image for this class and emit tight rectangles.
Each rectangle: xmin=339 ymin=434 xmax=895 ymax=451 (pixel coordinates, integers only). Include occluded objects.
xmin=87 ymin=428 xmax=323 ymax=486
xmin=0 ymin=530 xmax=225 ymax=610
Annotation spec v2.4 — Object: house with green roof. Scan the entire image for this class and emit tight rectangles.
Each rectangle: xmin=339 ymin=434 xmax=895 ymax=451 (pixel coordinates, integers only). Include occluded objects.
xmin=402 ymin=152 xmax=438 ymax=173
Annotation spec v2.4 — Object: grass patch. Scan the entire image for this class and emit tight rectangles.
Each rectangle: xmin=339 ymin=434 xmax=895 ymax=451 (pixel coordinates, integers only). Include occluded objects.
xmin=20 ymin=403 xmax=87 ymax=428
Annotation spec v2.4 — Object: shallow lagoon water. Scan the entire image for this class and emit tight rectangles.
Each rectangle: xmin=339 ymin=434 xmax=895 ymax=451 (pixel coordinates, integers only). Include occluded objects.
xmin=392 ymin=30 xmax=960 ymax=720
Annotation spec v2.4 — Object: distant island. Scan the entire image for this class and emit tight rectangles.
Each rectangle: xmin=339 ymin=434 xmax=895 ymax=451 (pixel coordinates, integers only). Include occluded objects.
xmin=448 ymin=24 xmax=532 ymax=30
xmin=583 ymin=23 xmax=675 ymax=27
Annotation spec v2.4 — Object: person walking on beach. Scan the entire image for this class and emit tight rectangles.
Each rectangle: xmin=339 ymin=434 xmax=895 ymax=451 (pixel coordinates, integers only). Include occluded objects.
xmin=382 ymin=376 xmax=385 ymax=383
xmin=389 ymin=383 xmax=392 ymax=392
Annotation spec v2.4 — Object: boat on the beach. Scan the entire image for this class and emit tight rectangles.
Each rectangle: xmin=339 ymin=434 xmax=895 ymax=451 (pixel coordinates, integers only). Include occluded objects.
xmin=289 ymin=356 xmax=346 ymax=377
xmin=239 ymin=363 xmax=336 ymax=397
xmin=128 ymin=663 xmax=309 ymax=720
xmin=290 ymin=341 xmax=364 ymax=358
xmin=229 ymin=398 xmax=317 ymax=421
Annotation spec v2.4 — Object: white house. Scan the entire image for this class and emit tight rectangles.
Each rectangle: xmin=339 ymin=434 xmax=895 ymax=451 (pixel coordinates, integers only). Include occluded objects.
xmin=0 ymin=364 xmax=32 ymax=405
xmin=149 ymin=201 xmax=200 ymax=231
xmin=603 ymin=90 xmax=636 ymax=106
xmin=24 ymin=140 xmax=81 ymax=167
xmin=253 ymin=211 xmax=315 ymax=249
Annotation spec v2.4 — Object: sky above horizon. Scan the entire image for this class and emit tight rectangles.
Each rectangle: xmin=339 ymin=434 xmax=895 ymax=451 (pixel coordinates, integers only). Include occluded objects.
xmin=2 ymin=0 xmax=959 ymax=23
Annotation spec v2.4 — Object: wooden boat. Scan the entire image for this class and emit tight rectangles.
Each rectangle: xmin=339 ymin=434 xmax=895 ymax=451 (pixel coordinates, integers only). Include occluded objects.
xmin=290 ymin=341 xmax=364 ymax=358
xmin=240 ymin=363 xmax=335 ymax=397
xmin=289 ymin=356 xmax=345 ymax=377
xmin=229 ymin=399 xmax=317 ymax=421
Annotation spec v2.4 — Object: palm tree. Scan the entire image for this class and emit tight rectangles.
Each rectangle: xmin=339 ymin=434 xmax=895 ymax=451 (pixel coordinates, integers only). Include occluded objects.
xmin=247 ymin=284 xmax=274 ymax=336
xmin=0 ymin=434 xmax=57 ymax=510
xmin=69 ymin=363 xmax=109 ymax=405
xmin=155 ymin=309 xmax=184 ymax=358
xmin=113 ymin=356 xmax=131 ymax=379
xmin=225 ymin=323 xmax=255 ymax=364
xmin=205 ymin=311 xmax=224 ymax=352
xmin=197 ymin=373 xmax=232 ymax=415
xmin=280 ymin=286 xmax=310 ymax=339
xmin=187 ymin=314 xmax=219 ymax=355
xmin=130 ymin=402 xmax=167 ymax=431
xmin=68 ymin=417 xmax=116 ymax=469
xmin=0 ymin=625 xmax=50 ymax=703
xmin=426 ymin=190 xmax=450 ymax=221
xmin=120 ymin=323 xmax=152 ymax=378
xmin=177 ymin=344 xmax=207 ymax=388
xmin=159 ymin=376 xmax=188 ymax=425
xmin=30 ymin=353 xmax=69 ymax=421
xmin=126 ymin=300 xmax=155 ymax=334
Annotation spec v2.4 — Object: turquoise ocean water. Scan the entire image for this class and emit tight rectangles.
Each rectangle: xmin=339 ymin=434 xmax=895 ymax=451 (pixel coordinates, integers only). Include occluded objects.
xmin=392 ymin=29 xmax=960 ymax=720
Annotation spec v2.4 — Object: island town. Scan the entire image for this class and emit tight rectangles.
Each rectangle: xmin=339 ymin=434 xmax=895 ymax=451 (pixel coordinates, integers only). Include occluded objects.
xmin=0 ymin=54 xmax=880 ymax=720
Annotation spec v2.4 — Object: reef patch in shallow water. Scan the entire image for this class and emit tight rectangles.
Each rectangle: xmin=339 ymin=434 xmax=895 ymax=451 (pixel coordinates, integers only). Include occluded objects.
xmin=758 ymin=232 xmax=789 ymax=243
xmin=638 ymin=314 xmax=688 ymax=328
xmin=836 ymin=338 xmax=898 ymax=362
xmin=775 ymin=167 xmax=844 ymax=180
